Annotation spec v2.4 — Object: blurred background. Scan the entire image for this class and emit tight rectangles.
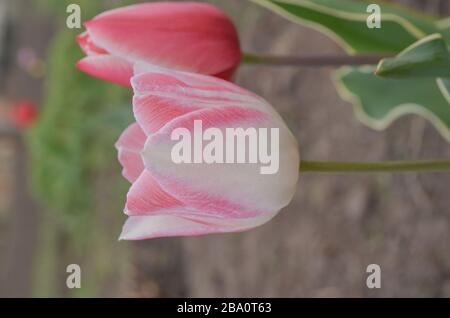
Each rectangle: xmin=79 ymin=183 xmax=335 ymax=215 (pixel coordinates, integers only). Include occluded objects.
xmin=0 ymin=0 xmax=449 ymax=297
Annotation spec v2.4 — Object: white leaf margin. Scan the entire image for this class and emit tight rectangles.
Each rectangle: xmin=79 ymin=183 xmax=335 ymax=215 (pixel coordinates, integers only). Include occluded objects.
xmin=248 ymin=0 xmax=430 ymax=54
xmin=334 ymin=66 xmax=450 ymax=143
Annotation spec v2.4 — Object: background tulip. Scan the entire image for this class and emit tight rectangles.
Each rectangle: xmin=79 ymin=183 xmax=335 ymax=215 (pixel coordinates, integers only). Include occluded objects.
xmin=10 ymin=99 xmax=38 ymax=129
xmin=116 ymin=64 xmax=299 ymax=239
xmin=76 ymin=2 xmax=241 ymax=86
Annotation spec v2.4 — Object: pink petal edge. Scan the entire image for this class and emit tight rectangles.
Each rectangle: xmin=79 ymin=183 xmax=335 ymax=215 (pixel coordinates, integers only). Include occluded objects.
xmin=119 ymin=210 xmax=277 ymax=240
xmin=115 ymin=123 xmax=146 ymax=183
xmin=76 ymin=55 xmax=133 ymax=87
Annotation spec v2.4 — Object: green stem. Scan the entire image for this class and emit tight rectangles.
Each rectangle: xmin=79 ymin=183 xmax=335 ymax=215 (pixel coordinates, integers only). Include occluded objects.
xmin=242 ymin=52 xmax=390 ymax=67
xmin=300 ymin=160 xmax=450 ymax=173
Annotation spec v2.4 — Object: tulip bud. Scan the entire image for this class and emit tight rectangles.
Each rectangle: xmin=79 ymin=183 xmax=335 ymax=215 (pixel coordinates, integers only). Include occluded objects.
xmin=116 ymin=65 xmax=299 ymax=239
xmin=76 ymin=2 xmax=241 ymax=86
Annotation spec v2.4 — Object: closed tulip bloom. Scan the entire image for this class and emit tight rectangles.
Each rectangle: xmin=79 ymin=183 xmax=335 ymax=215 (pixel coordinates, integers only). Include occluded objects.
xmin=116 ymin=64 xmax=299 ymax=240
xmin=76 ymin=2 xmax=241 ymax=86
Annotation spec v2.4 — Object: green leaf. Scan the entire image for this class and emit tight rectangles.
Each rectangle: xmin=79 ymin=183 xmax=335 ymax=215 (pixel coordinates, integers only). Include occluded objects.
xmin=249 ymin=0 xmax=438 ymax=53
xmin=334 ymin=67 xmax=450 ymax=143
xmin=437 ymin=18 xmax=450 ymax=43
xmin=437 ymin=78 xmax=450 ymax=103
xmin=376 ymin=34 xmax=450 ymax=78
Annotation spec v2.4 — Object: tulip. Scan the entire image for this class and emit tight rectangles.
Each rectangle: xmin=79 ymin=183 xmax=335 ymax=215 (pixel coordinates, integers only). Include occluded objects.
xmin=115 ymin=64 xmax=299 ymax=239
xmin=76 ymin=2 xmax=241 ymax=87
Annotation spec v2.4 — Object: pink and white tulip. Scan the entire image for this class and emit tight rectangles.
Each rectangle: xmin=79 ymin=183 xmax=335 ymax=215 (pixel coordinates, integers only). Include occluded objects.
xmin=116 ymin=64 xmax=299 ymax=239
xmin=76 ymin=2 xmax=241 ymax=86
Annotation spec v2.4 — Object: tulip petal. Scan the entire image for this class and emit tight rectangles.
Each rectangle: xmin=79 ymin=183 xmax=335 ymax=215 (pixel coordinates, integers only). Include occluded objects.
xmin=130 ymin=69 xmax=300 ymax=221
xmin=76 ymin=31 xmax=108 ymax=56
xmin=76 ymin=55 xmax=133 ymax=87
xmin=133 ymin=94 xmax=201 ymax=136
xmin=85 ymin=2 xmax=241 ymax=79
xmin=131 ymin=66 xmax=266 ymax=135
xmin=117 ymin=150 xmax=144 ymax=184
xmin=115 ymin=123 xmax=146 ymax=182
xmin=119 ymin=210 xmax=277 ymax=240
xmin=116 ymin=122 xmax=146 ymax=151
xmin=125 ymin=170 xmax=183 ymax=216
xmin=132 ymin=62 xmax=256 ymax=104
xmin=142 ymin=105 xmax=299 ymax=219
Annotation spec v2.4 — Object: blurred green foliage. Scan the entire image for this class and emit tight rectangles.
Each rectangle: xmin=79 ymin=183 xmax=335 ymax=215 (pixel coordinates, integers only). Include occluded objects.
xmin=28 ymin=0 xmax=139 ymax=296
xmin=29 ymin=0 xmax=135 ymax=234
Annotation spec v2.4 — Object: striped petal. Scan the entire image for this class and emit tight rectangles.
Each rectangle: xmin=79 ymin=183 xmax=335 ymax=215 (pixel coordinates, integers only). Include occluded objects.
xmin=133 ymin=94 xmax=201 ymax=136
xmin=125 ymin=170 xmax=183 ymax=216
xmin=131 ymin=63 xmax=275 ymax=136
xmin=119 ymin=210 xmax=278 ymax=240
xmin=141 ymin=105 xmax=299 ymax=219
xmin=115 ymin=123 xmax=146 ymax=183
xmin=133 ymin=62 xmax=256 ymax=103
